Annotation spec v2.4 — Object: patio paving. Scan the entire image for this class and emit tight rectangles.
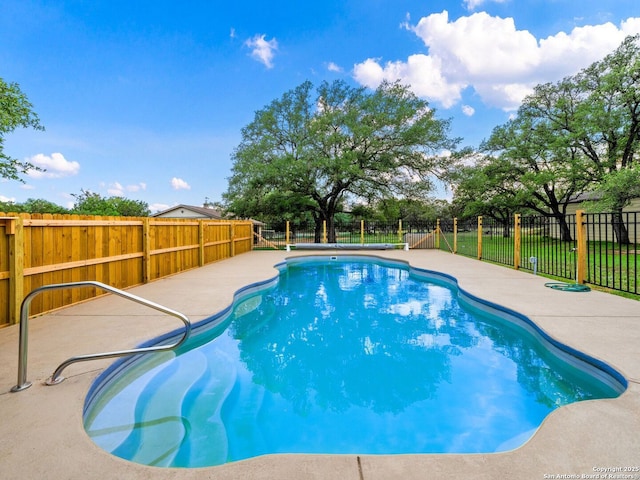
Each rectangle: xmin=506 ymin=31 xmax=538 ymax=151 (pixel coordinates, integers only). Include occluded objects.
xmin=0 ymin=250 xmax=638 ymax=479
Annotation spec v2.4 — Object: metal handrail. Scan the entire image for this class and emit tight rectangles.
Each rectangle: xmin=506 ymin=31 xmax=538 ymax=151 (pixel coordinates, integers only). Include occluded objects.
xmin=11 ymin=281 xmax=191 ymax=392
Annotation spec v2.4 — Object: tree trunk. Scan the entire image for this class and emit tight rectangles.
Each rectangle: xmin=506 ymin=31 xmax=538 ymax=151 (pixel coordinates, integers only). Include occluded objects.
xmin=611 ymin=210 xmax=630 ymax=245
xmin=327 ymin=215 xmax=337 ymax=243
xmin=554 ymin=213 xmax=573 ymax=242
xmin=313 ymin=216 xmax=323 ymax=243
xmin=501 ymin=218 xmax=511 ymax=238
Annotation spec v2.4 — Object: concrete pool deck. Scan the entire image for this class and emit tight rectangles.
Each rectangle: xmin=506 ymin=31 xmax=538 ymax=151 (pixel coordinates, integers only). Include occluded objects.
xmin=0 ymin=249 xmax=638 ymax=479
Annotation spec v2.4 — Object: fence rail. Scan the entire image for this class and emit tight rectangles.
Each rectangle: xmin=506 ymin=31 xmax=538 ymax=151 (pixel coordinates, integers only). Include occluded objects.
xmin=0 ymin=213 xmax=254 ymax=327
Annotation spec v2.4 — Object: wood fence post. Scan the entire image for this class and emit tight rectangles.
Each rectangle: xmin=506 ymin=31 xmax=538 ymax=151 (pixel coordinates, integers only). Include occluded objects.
xmin=286 ymin=221 xmax=290 ymax=245
xmin=453 ymin=218 xmax=458 ymax=254
xmin=322 ymin=220 xmax=327 ymax=243
xmin=9 ymin=217 xmax=24 ymax=325
xmin=477 ymin=216 xmax=483 ymax=260
xmin=514 ymin=214 xmax=521 ymax=270
xmin=576 ymin=210 xmax=587 ymax=284
xmin=398 ymin=219 xmax=403 ymax=244
xmin=435 ymin=219 xmax=440 ymax=249
xmin=229 ymin=220 xmax=236 ymax=257
xmin=198 ymin=220 xmax=205 ymax=267
xmin=142 ymin=218 xmax=151 ymax=283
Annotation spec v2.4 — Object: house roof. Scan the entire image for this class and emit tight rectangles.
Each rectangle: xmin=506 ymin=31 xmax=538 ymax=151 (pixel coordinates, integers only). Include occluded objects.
xmin=151 ymin=204 xmax=265 ymax=225
xmin=151 ymin=204 xmax=224 ymax=218
xmin=567 ymin=191 xmax=602 ymax=203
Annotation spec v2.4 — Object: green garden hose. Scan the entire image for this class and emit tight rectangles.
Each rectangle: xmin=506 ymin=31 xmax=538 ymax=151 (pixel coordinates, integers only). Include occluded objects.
xmin=544 ymin=282 xmax=591 ymax=292
xmin=542 ymin=247 xmax=591 ymax=292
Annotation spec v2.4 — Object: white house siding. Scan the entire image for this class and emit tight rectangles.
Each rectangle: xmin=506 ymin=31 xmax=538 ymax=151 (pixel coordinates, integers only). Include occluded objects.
xmin=154 ymin=208 xmax=207 ymax=218
xmin=551 ymin=199 xmax=640 ymax=243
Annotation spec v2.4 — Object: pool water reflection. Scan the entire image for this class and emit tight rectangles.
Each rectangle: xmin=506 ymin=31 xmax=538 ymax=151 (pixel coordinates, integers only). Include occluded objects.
xmin=83 ymin=256 xmax=625 ymax=467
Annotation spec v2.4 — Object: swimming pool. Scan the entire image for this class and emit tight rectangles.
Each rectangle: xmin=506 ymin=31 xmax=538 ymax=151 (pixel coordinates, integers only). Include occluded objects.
xmin=83 ymin=255 xmax=626 ymax=467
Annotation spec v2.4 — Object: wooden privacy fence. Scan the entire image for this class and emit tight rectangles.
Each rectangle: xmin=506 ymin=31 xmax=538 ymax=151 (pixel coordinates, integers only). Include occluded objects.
xmin=0 ymin=213 xmax=254 ymax=327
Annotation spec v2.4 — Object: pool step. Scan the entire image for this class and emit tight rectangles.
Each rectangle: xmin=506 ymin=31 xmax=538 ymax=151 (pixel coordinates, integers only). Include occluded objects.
xmin=114 ymin=351 xmax=209 ymax=465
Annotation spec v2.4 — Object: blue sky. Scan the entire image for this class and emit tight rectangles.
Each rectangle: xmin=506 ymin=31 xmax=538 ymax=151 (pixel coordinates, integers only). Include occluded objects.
xmin=2 ymin=0 xmax=639 ymax=212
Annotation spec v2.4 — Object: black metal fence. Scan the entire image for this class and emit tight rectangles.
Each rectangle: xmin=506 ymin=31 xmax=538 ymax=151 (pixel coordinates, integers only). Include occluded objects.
xmin=254 ymin=220 xmax=437 ymax=250
xmin=519 ymin=214 xmax=578 ymax=280
xmin=444 ymin=212 xmax=637 ymax=296
xmin=254 ymin=211 xmax=639 ymax=297
xmin=585 ymin=211 xmax=638 ymax=295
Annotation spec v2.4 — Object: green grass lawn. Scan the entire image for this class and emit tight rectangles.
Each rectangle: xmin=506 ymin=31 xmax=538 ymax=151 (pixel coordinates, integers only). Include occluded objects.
xmin=255 ymin=226 xmax=638 ymax=298
xmin=442 ymin=231 xmax=638 ymax=298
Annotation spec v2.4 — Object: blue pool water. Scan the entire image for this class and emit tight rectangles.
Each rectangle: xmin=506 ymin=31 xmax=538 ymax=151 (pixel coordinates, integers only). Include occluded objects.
xmin=83 ymin=256 xmax=626 ymax=468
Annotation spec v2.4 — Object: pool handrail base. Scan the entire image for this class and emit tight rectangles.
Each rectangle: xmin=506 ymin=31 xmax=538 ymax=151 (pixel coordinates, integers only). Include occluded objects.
xmin=10 ymin=280 xmax=191 ymax=392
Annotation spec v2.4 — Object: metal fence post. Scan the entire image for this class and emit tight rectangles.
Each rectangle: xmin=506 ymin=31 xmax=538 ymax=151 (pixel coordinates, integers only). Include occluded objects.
xmin=477 ymin=216 xmax=483 ymax=260
xmin=514 ymin=213 xmax=521 ymax=270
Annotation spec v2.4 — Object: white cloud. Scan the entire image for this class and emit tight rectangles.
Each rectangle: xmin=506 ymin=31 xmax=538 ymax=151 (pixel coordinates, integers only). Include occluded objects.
xmin=462 ymin=105 xmax=475 ymax=116
xmin=108 ymin=182 xmax=124 ymax=196
xmin=171 ymin=177 xmax=191 ymax=190
xmin=26 ymin=152 xmax=80 ymax=178
xmin=245 ymin=34 xmax=278 ymax=68
xmin=106 ymin=181 xmax=146 ymax=196
xmin=354 ymin=54 xmax=466 ymax=108
xmin=60 ymin=192 xmax=75 ymax=209
xmin=622 ymin=17 xmax=640 ymax=35
xmin=230 ymin=27 xmax=236 ymax=39
xmin=463 ymin=0 xmax=507 ymax=11
xmin=353 ymin=11 xmax=640 ymax=111
xmin=127 ymin=182 xmax=146 ymax=192
xmin=327 ymin=61 xmax=343 ymax=72
xmin=149 ymin=203 xmax=170 ymax=213
xmin=0 ymin=194 xmax=16 ymax=202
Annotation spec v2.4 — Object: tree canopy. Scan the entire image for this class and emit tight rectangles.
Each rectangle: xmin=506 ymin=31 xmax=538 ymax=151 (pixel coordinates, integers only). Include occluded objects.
xmin=449 ymin=154 xmax=524 ymax=224
xmin=584 ymin=163 xmax=640 ymax=213
xmin=71 ymin=190 xmax=150 ymax=216
xmin=0 ymin=78 xmax=44 ymax=181
xmin=0 ymin=191 xmax=151 ymax=216
xmin=0 ymin=198 xmax=68 ymax=214
xmin=453 ymin=35 xmax=640 ymax=243
xmin=224 ymin=79 xmax=459 ymax=241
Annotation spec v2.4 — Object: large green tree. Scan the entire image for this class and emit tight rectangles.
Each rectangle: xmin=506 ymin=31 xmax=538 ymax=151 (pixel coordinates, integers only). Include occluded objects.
xmin=225 ymin=80 xmax=458 ymax=242
xmin=352 ymin=197 xmax=448 ymax=224
xmin=450 ymin=155 xmax=523 ymax=233
xmin=470 ymin=35 xmax=640 ymax=243
xmin=0 ymin=78 xmax=44 ymax=180
xmin=481 ymin=97 xmax=592 ymax=241
xmin=572 ymin=34 xmax=640 ymax=242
